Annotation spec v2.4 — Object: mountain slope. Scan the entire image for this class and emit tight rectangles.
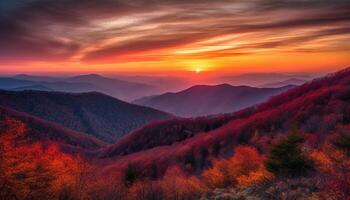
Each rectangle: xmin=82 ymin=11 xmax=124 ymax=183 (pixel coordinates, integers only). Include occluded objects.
xmin=134 ymin=84 xmax=293 ymax=117
xmin=5 ymin=74 xmax=159 ymax=101
xmin=0 ymin=106 xmax=105 ymax=152
xmin=0 ymin=90 xmax=173 ymax=142
xmin=100 ymin=67 xmax=350 ymax=174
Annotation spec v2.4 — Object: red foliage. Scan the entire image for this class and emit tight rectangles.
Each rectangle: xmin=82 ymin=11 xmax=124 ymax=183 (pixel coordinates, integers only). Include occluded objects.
xmin=0 ymin=117 xmax=96 ymax=200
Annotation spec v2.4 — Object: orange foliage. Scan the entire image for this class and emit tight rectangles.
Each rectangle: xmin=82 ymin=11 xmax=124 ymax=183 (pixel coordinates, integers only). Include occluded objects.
xmin=0 ymin=118 xmax=95 ymax=200
xmin=161 ymin=166 xmax=205 ymax=199
xmin=310 ymin=149 xmax=334 ymax=173
xmin=203 ymin=146 xmax=271 ymax=189
xmin=202 ymin=159 xmax=232 ymax=189
xmin=124 ymin=166 xmax=204 ymax=200
xmin=236 ymin=169 xmax=270 ymax=188
xmin=310 ymin=141 xmax=350 ymax=200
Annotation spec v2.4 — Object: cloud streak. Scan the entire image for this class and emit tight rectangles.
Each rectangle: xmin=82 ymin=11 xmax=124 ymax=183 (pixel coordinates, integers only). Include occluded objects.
xmin=0 ymin=0 xmax=349 ymax=72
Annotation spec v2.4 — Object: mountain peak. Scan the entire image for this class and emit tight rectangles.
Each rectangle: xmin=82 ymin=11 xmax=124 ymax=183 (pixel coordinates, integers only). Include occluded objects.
xmin=71 ymin=74 xmax=106 ymax=79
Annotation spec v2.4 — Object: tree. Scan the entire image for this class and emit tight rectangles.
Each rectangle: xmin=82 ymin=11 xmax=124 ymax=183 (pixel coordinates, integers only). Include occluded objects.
xmin=203 ymin=146 xmax=270 ymax=189
xmin=332 ymin=132 xmax=350 ymax=156
xmin=202 ymin=159 xmax=232 ymax=189
xmin=184 ymin=150 xmax=196 ymax=172
xmin=161 ymin=166 xmax=204 ymax=200
xmin=265 ymin=133 xmax=314 ymax=177
xmin=124 ymin=164 xmax=142 ymax=187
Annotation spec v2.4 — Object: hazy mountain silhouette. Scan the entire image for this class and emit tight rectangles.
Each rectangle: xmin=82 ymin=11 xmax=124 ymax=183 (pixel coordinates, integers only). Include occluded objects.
xmin=260 ymin=78 xmax=307 ymax=88
xmin=65 ymin=74 xmax=155 ymax=101
xmin=13 ymin=74 xmax=61 ymax=82
xmin=214 ymin=73 xmax=312 ymax=86
xmin=134 ymin=84 xmax=293 ymax=117
xmin=0 ymin=77 xmax=99 ymax=92
xmin=12 ymin=84 xmax=53 ymax=91
xmin=3 ymin=74 xmax=160 ymax=101
xmin=0 ymin=78 xmax=34 ymax=89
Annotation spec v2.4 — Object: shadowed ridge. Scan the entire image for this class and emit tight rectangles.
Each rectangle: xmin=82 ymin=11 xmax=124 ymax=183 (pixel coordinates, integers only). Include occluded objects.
xmin=0 ymin=90 xmax=173 ymax=142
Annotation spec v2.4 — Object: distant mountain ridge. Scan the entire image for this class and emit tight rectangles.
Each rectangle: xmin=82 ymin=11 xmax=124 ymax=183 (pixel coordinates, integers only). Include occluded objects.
xmin=0 ymin=90 xmax=173 ymax=142
xmin=0 ymin=77 xmax=100 ymax=93
xmin=13 ymin=74 xmax=61 ymax=82
xmin=215 ymin=73 xmax=312 ymax=86
xmin=0 ymin=74 xmax=159 ymax=101
xmin=134 ymin=84 xmax=294 ymax=117
xmin=12 ymin=84 xmax=53 ymax=91
xmin=260 ymin=78 xmax=307 ymax=88
xmin=65 ymin=74 xmax=155 ymax=101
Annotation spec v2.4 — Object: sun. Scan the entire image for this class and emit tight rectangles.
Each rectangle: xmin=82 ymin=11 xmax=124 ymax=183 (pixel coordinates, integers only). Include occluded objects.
xmin=195 ymin=67 xmax=201 ymax=73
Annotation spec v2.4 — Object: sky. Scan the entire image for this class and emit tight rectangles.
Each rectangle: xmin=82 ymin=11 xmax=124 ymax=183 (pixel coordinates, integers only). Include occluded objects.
xmin=0 ymin=0 xmax=349 ymax=75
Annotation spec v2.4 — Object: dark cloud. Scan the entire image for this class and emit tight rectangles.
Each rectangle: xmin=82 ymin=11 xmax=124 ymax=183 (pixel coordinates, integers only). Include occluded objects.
xmin=0 ymin=0 xmax=349 ymax=63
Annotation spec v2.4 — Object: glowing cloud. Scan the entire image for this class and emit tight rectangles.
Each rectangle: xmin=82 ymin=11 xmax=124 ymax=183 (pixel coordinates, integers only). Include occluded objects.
xmin=0 ymin=0 xmax=349 ymax=74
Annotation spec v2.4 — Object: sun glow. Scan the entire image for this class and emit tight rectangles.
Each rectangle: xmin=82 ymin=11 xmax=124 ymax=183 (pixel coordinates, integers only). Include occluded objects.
xmin=196 ymin=67 xmax=201 ymax=73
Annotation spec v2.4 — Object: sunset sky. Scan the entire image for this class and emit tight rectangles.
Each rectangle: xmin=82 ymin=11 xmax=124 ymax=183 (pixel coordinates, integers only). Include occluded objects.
xmin=0 ymin=0 xmax=349 ymax=75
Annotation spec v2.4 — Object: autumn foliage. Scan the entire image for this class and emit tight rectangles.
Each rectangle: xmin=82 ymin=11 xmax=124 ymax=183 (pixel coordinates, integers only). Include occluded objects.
xmin=0 ymin=118 xmax=95 ymax=200
xmin=125 ymin=166 xmax=204 ymax=200
xmin=203 ymin=146 xmax=271 ymax=189
xmin=2 ymin=68 xmax=350 ymax=199
xmin=311 ymin=132 xmax=350 ymax=200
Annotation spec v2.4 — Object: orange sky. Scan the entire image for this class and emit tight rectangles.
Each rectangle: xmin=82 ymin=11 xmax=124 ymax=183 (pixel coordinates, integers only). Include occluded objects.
xmin=0 ymin=0 xmax=349 ymax=75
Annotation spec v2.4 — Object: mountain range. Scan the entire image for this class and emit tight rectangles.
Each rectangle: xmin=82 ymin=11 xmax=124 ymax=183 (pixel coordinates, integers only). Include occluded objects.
xmin=98 ymin=67 xmax=350 ymax=173
xmin=0 ymin=73 xmax=315 ymax=102
xmin=0 ymin=74 xmax=157 ymax=101
xmin=134 ymin=84 xmax=294 ymax=117
xmin=3 ymin=68 xmax=347 ymax=160
xmin=1 ymin=67 xmax=350 ymax=199
xmin=214 ymin=73 xmax=312 ymax=87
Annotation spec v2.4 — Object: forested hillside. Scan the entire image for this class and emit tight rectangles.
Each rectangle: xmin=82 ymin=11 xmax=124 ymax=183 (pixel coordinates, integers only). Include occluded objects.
xmin=0 ymin=91 xmax=172 ymax=142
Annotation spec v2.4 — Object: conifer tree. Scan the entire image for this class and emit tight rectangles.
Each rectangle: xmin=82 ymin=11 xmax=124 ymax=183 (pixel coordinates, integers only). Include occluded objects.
xmin=265 ymin=132 xmax=314 ymax=177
